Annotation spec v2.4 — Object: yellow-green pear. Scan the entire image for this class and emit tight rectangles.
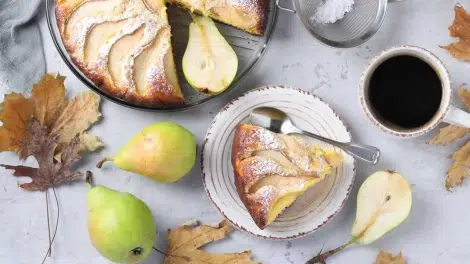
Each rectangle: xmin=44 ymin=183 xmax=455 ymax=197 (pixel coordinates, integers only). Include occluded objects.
xmin=182 ymin=15 xmax=238 ymax=94
xmin=352 ymin=170 xmax=412 ymax=244
xmin=98 ymin=122 xmax=196 ymax=182
xmin=87 ymin=185 xmax=156 ymax=263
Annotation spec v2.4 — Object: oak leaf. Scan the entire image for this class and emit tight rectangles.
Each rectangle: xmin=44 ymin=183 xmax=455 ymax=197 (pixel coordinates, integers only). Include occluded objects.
xmin=428 ymin=87 xmax=470 ymax=145
xmin=446 ymin=141 xmax=470 ymax=190
xmin=374 ymin=250 xmax=405 ymax=264
xmin=164 ymin=220 xmax=256 ymax=264
xmin=1 ymin=118 xmax=86 ymax=191
xmin=442 ymin=5 xmax=470 ymax=61
xmin=0 ymin=73 xmax=103 ymax=157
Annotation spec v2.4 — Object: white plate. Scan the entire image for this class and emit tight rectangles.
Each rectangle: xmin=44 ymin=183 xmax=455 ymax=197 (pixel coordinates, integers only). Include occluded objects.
xmin=202 ymin=86 xmax=355 ymax=239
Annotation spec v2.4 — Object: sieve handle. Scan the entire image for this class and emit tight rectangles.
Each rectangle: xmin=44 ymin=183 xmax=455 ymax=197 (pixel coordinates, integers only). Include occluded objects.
xmin=276 ymin=0 xmax=296 ymax=13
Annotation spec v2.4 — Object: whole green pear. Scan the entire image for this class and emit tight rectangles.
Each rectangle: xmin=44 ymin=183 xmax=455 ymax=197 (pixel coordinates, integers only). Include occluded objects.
xmin=87 ymin=185 xmax=157 ymax=263
xmin=98 ymin=122 xmax=196 ymax=182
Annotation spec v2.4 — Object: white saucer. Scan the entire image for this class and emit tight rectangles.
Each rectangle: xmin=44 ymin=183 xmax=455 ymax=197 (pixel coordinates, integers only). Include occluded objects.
xmin=202 ymin=86 xmax=355 ymax=239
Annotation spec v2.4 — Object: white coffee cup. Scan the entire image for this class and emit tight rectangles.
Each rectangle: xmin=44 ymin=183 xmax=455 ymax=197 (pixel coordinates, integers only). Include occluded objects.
xmin=359 ymin=45 xmax=470 ymax=138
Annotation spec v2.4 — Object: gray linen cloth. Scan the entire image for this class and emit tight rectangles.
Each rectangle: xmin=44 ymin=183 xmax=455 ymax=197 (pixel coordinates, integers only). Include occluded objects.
xmin=0 ymin=0 xmax=45 ymax=96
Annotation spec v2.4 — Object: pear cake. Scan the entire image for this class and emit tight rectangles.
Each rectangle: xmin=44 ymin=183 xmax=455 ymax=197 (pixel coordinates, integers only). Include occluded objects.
xmin=55 ymin=0 xmax=270 ymax=107
xmin=232 ymin=124 xmax=343 ymax=229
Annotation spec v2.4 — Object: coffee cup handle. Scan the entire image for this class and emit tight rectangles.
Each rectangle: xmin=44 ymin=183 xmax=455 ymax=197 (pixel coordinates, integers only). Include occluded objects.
xmin=443 ymin=105 xmax=470 ymax=128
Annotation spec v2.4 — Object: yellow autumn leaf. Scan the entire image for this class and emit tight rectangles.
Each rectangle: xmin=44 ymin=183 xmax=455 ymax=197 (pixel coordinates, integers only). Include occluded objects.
xmin=31 ymin=74 xmax=67 ymax=129
xmin=0 ymin=93 xmax=33 ymax=155
xmin=164 ymin=220 xmax=256 ymax=264
xmin=446 ymin=141 xmax=470 ymax=190
xmin=375 ymin=250 xmax=406 ymax=264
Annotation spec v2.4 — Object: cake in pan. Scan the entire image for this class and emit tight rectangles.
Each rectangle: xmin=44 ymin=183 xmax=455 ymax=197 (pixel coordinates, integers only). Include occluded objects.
xmin=56 ymin=0 xmax=270 ymax=107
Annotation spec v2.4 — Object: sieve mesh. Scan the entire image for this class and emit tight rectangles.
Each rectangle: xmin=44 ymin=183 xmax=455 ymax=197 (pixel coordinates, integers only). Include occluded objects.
xmin=292 ymin=0 xmax=388 ymax=47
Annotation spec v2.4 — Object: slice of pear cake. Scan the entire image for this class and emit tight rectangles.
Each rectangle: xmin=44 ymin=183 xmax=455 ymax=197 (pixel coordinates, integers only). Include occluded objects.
xmin=232 ymin=124 xmax=343 ymax=229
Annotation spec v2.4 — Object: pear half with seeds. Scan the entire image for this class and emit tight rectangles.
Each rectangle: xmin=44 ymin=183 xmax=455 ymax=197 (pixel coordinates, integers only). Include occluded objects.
xmin=306 ymin=171 xmax=412 ymax=263
xmin=182 ymin=15 xmax=238 ymax=94
xmin=352 ymin=170 xmax=412 ymax=244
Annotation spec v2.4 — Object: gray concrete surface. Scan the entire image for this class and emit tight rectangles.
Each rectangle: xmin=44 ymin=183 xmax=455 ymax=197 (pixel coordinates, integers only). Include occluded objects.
xmin=2 ymin=0 xmax=470 ymax=263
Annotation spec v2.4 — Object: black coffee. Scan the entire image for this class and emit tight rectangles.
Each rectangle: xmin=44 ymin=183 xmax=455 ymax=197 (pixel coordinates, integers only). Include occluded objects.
xmin=368 ymin=55 xmax=442 ymax=129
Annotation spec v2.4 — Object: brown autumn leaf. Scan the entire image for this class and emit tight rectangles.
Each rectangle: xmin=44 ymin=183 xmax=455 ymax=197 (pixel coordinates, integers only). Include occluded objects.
xmin=374 ymin=250 xmax=406 ymax=264
xmin=446 ymin=141 xmax=470 ymax=190
xmin=428 ymin=125 xmax=469 ymax=144
xmin=50 ymin=88 xmax=102 ymax=149
xmin=164 ymin=220 xmax=256 ymax=264
xmin=31 ymin=74 xmax=67 ymax=129
xmin=442 ymin=5 xmax=470 ymax=61
xmin=0 ymin=73 xmax=103 ymax=157
xmin=1 ymin=118 xmax=86 ymax=191
xmin=428 ymin=87 xmax=470 ymax=145
xmin=458 ymin=87 xmax=470 ymax=110
xmin=0 ymin=93 xmax=33 ymax=155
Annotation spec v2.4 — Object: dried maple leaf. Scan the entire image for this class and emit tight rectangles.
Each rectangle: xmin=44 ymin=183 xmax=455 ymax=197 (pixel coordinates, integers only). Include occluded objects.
xmin=446 ymin=141 xmax=470 ymax=190
xmin=164 ymin=220 xmax=256 ymax=264
xmin=442 ymin=5 xmax=470 ymax=61
xmin=50 ymin=90 xmax=101 ymax=149
xmin=0 ymin=73 xmax=102 ymax=157
xmin=428 ymin=87 xmax=470 ymax=145
xmin=375 ymin=250 xmax=406 ymax=264
xmin=1 ymin=118 xmax=85 ymax=191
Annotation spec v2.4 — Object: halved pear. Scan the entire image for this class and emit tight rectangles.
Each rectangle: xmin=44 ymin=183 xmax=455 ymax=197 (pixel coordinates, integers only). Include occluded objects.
xmin=351 ymin=171 xmax=412 ymax=245
xmin=182 ymin=15 xmax=238 ymax=94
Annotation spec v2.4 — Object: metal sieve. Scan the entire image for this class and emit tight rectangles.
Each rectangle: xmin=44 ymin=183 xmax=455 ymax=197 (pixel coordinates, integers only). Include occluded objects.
xmin=277 ymin=0 xmax=402 ymax=48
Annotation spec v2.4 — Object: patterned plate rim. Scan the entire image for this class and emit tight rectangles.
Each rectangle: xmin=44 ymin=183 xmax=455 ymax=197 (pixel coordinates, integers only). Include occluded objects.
xmin=201 ymin=85 xmax=356 ymax=240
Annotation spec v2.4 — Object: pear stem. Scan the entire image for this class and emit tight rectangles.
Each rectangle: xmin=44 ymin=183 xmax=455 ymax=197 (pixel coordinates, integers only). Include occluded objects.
xmin=306 ymin=239 xmax=355 ymax=264
xmin=96 ymin=157 xmax=114 ymax=169
xmin=153 ymin=246 xmax=168 ymax=256
xmin=85 ymin=171 xmax=94 ymax=189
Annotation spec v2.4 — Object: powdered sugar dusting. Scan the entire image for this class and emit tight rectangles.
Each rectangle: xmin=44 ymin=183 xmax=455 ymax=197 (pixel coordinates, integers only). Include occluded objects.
xmin=63 ymin=0 xmax=172 ymax=93
xmin=310 ymin=0 xmax=355 ymax=24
